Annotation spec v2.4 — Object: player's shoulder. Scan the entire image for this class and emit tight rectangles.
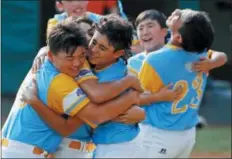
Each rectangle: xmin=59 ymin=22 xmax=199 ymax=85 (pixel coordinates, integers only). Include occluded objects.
xmin=128 ymin=52 xmax=145 ymax=65
xmin=87 ymin=12 xmax=102 ymax=23
xmin=48 ymin=12 xmax=67 ymax=24
xmin=40 ymin=60 xmax=72 ymax=84
xmin=49 ymin=73 xmax=78 ymax=93
xmin=147 ymin=45 xmax=178 ymax=60
xmin=54 ymin=12 xmax=68 ymax=21
xmin=144 ymin=45 xmax=177 ymax=68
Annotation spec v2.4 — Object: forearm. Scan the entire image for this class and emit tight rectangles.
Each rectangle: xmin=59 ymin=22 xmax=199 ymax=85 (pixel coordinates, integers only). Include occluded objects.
xmin=78 ymin=91 xmax=136 ymax=124
xmin=209 ymin=50 xmax=228 ymax=69
xmin=139 ymin=92 xmax=163 ymax=105
xmin=30 ymin=99 xmax=83 ymax=136
xmin=80 ymin=77 xmax=132 ymax=104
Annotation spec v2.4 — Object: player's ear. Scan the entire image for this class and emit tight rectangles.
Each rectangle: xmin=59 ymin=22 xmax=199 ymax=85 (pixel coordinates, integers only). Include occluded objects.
xmin=114 ymin=50 xmax=124 ymax=58
xmin=56 ymin=1 xmax=64 ymax=12
xmin=47 ymin=51 xmax=54 ymax=62
xmin=161 ymin=28 xmax=168 ymax=38
xmin=173 ymin=33 xmax=183 ymax=44
xmin=177 ymin=34 xmax=183 ymax=44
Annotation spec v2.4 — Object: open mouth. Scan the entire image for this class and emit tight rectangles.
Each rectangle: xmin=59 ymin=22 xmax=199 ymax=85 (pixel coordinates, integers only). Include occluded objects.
xmin=142 ymin=38 xmax=153 ymax=43
xmin=73 ymin=8 xmax=83 ymax=15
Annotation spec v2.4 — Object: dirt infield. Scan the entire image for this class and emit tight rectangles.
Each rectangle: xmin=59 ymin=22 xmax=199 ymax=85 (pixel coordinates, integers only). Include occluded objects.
xmin=191 ymin=152 xmax=231 ymax=158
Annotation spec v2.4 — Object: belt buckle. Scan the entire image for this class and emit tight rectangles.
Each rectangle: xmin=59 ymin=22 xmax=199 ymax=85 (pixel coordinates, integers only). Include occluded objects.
xmin=33 ymin=147 xmax=45 ymax=155
xmin=69 ymin=140 xmax=82 ymax=150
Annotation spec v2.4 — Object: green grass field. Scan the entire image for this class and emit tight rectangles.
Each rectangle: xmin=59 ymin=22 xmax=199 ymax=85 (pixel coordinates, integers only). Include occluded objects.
xmin=191 ymin=126 xmax=231 ymax=158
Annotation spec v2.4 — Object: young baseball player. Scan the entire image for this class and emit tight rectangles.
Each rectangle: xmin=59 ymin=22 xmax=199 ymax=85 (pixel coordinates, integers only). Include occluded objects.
xmin=137 ymin=9 xmax=227 ymax=158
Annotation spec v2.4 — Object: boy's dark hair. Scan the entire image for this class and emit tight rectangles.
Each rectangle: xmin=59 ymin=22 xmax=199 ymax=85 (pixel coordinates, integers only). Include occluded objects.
xmin=66 ymin=15 xmax=95 ymax=37
xmin=95 ymin=14 xmax=134 ymax=62
xmin=135 ymin=9 xmax=167 ymax=28
xmin=179 ymin=9 xmax=214 ymax=53
xmin=67 ymin=15 xmax=94 ymax=27
xmin=47 ymin=20 xmax=88 ymax=55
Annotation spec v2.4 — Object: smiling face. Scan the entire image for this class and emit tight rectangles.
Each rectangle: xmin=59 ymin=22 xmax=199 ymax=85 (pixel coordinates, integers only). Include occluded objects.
xmin=137 ymin=19 xmax=167 ymax=52
xmin=48 ymin=46 xmax=87 ymax=78
xmin=60 ymin=0 xmax=88 ymax=17
xmin=88 ymin=31 xmax=123 ymax=69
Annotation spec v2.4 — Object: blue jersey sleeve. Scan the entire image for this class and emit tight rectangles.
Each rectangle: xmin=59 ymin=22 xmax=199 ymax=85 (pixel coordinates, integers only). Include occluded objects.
xmin=87 ymin=12 xmax=102 ymax=24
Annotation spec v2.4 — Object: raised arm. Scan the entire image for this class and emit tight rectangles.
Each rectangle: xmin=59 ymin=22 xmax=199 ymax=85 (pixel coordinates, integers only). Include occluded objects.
xmin=208 ymin=50 xmax=228 ymax=69
xmin=192 ymin=49 xmax=228 ymax=73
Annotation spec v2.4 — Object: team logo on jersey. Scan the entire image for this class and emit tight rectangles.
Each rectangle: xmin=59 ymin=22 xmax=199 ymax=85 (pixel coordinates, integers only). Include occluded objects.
xmin=79 ymin=69 xmax=92 ymax=77
xmin=76 ymin=88 xmax=85 ymax=96
xmin=63 ymin=88 xmax=87 ymax=112
xmin=75 ymin=69 xmax=94 ymax=81
xmin=185 ymin=62 xmax=193 ymax=72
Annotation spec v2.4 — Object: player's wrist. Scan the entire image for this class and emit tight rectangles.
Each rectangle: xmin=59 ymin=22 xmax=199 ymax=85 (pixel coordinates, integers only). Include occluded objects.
xmin=30 ymin=97 xmax=41 ymax=107
xmin=129 ymin=90 xmax=140 ymax=105
xmin=123 ymin=75 xmax=134 ymax=88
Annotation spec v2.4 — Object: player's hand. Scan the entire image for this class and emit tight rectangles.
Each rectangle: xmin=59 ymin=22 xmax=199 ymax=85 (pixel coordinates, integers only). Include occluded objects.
xmin=113 ymin=106 xmax=145 ymax=124
xmin=192 ymin=57 xmax=212 ymax=73
xmin=126 ymin=75 xmax=144 ymax=93
xmin=158 ymin=83 xmax=182 ymax=101
xmin=32 ymin=54 xmax=47 ymax=73
xmin=21 ymin=78 xmax=39 ymax=106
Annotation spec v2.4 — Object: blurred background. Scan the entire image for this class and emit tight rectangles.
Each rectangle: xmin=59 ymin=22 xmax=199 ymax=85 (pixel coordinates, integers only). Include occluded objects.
xmin=1 ymin=0 xmax=231 ymax=157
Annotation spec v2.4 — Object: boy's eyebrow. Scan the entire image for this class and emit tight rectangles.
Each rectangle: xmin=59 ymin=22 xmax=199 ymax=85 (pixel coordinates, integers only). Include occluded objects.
xmin=138 ymin=21 xmax=156 ymax=28
xmin=93 ymin=39 xmax=108 ymax=50
xmin=99 ymin=44 xmax=108 ymax=50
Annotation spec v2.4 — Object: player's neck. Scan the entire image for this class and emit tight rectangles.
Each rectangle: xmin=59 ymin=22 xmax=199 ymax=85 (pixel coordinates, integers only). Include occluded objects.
xmin=170 ymin=41 xmax=182 ymax=48
xmin=145 ymin=44 xmax=164 ymax=54
xmin=95 ymin=60 xmax=117 ymax=71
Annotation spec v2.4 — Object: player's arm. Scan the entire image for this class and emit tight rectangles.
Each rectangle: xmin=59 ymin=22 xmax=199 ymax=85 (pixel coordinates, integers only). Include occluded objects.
xmin=31 ymin=57 xmax=143 ymax=104
xmin=24 ymin=90 xmax=137 ymax=137
xmin=192 ymin=49 xmax=228 ymax=73
xmin=127 ymin=57 xmax=181 ymax=106
xmin=23 ymin=96 xmax=84 ymax=137
xmin=112 ymin=106 xmax=145 ymax=124
xmin=79 ymin=75 xmax=143 ymax=104
xmin=114 ymin=87 xmax=182 ymax=124
xmin=138 ymin=56 xmax=179 ymax=106
xmin=77 ymin=61 xmax=143 ymax=104
xmin=139 ymin=83 xmax=181 ymax=105
xmin=32 ymin=46 xmax=48 ymax=73
xmin=208 ymin=50 xmax=228 ymax=69
xmin=23 ymin=74 xmax=138 ymax=136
